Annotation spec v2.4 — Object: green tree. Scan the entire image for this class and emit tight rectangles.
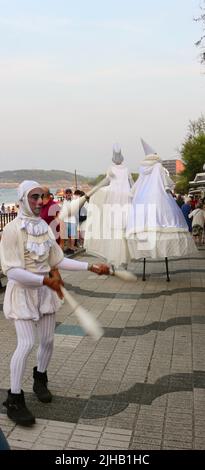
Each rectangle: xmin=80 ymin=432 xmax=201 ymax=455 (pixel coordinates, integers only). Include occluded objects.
xmin=131 ymin=173 xmax=139 ymax=182
xmin=87 ymin=174 xmax=106 ymax=186
xmin=177 ymin=116 xmax=205 ymax=192
xmin=174 ymin=174 xmax=188 ymax=194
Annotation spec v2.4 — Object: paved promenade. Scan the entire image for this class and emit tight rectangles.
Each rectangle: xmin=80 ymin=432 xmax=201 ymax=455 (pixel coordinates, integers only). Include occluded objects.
xmin=0 ymin=249 xmax=205 ymax=450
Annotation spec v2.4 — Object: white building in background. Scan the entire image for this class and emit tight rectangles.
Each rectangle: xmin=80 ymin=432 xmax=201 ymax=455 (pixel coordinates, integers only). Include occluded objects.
xmin=162 ymin=159 xmax=185 ymax=176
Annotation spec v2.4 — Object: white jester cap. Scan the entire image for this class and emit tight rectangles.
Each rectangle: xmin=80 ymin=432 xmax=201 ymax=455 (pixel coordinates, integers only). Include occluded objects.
xmin=112 ymin=143 xmax=124 ymax=164
xmin=17 ymin=180 xmax=42 ymax=218
xmin=17 ymin=180 xmax=40 ymax=201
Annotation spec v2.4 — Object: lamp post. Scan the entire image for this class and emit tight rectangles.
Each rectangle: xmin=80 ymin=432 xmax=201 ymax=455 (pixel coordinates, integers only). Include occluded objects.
xmin=74 ymin=169 xmax=77 ymax=190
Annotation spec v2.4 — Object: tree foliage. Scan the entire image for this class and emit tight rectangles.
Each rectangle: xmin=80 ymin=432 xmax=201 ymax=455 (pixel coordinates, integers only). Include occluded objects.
xmin=181 ymin=133 xmax=205 ymax=180
xmin=131 ymin=173 xmax=139 ymax=182
xmin=177 ymin=116 xmax=205 ymax=192
xmin=174 ymin=174 xmax=190 ymax=194
xmin=187 ymin=115 xmax=205 ymax=137
xmin=194 ymin=1 xmax=205 ymax=63
xmin=87 ymin=174 xmax=106 ymax=186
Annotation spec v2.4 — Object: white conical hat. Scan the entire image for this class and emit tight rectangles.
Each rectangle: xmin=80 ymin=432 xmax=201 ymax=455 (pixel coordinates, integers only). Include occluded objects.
xmin=141 ymin=138 xmax=157 ymax=156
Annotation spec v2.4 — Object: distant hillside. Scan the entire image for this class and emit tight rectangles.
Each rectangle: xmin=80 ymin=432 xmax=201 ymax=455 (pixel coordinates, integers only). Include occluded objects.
xmin=0 ymin=169 xmax=87 ymax=187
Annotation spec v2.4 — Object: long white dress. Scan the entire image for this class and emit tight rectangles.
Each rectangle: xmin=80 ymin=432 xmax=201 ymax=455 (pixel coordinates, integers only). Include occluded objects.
xmin=84 ymin=162 xmax=132 ymax=267
xmin=126 ymin=158 xmax=197 ymax=259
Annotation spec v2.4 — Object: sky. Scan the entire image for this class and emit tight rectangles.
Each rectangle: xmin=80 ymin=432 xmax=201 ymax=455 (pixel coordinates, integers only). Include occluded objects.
xmin=0 ymin=0 xmax=204 ymax=176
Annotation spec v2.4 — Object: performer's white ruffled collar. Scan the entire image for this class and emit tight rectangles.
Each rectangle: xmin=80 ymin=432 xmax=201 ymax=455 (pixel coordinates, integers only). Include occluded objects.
xmin=112 ymin=161 xmax=126 ymax=169
xmin=139 ymin=153 xmax=162 ymax=174
xmin=17 ymin=180 xmax=52 ymax=256
xmin=141 ymin=153 xmax=162 ymax=165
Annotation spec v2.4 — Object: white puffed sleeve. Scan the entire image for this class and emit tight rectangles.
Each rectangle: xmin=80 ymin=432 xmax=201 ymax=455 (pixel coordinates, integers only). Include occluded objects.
xmin=0 ymin=221 xmax=25 ymax=275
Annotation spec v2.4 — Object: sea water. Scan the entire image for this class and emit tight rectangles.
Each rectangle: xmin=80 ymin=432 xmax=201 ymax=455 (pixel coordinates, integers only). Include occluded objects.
xmin=0 ymin=188 xmax=18 ymax=205
xmin=0 ymin=188 xmax=57 ymax=205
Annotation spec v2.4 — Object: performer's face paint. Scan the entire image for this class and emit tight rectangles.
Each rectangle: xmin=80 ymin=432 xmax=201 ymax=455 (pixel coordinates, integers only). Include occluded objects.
xmin=28 ymin=187 xmax=44 ymax=216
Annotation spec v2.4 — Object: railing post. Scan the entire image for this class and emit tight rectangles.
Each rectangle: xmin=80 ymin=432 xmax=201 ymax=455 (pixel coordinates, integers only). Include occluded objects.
xmin=0 ymin=211 xmax=18 ymax=233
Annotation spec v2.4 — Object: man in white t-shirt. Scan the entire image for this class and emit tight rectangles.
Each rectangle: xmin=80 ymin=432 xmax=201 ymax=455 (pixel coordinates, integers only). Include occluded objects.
xmin=59 ymin=188 xmax=77 ymax=253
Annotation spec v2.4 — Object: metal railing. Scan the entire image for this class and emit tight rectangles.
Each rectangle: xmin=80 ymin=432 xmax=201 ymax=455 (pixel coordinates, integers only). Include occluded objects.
xmin=0 ymin=212 xmax=18 ymax=232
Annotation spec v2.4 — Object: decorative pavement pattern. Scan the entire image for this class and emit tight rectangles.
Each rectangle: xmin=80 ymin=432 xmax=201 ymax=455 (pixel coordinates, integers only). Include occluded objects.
xmin=0 ymin=250 xmax=205 ymax=450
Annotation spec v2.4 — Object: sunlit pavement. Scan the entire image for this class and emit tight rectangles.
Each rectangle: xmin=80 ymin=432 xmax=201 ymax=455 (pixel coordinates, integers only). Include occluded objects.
xmin=0 ymin=248 xmax=205 ymax=450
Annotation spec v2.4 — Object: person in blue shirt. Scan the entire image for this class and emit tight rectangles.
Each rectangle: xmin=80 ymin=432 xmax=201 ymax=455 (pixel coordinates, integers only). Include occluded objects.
xmin=181 ymin=197 xmax=192 ymax=232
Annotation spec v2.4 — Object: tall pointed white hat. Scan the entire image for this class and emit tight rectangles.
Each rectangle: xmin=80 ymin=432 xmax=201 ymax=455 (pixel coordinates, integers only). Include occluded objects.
xmin=112 ymin=143 xmax=124 ymax=164
xmin=113 ymin=143 xmax=121 ymax=154
xmin=141 ymin=138 xmax=157 ymax=156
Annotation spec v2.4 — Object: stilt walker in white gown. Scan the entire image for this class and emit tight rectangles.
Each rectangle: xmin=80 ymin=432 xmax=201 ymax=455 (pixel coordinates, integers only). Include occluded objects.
xmin=85 ymin=144 xmax=133 ymax=268
xmin=126 ymin=139 xmax=197 ymax=280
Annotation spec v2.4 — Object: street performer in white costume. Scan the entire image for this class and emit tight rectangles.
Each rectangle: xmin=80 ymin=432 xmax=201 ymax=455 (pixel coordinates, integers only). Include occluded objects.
xmin=126 ymin=139 xmax=197 ymax=274
xmin=85 ymin=144 xmax=133 ymax=267
xmin=0 ymin=180 xmax=109 ymax=426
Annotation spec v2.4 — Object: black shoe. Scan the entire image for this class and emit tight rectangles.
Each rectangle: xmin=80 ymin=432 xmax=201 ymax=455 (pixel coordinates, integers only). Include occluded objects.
xmin=65 ymin=248 xmax=74 ymax=254
xmin=33 ymin=367 xmax=52 ymax=403
xmin=3 ymin=389 xmax=35 ymax=426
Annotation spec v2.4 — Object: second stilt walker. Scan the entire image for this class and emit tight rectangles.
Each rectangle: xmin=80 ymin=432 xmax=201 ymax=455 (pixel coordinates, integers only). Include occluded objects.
xmin=126 ymin=139 xmax=197 ymax=278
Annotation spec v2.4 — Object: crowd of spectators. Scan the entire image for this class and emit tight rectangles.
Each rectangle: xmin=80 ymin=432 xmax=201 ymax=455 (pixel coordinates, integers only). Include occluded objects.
xmin=175 ymin=194 xmax=205 ymax=245
xmin=40 ymin=187 xmax=88 ymax=254
xmin=1 ymin=190 xmax=205 ymax=249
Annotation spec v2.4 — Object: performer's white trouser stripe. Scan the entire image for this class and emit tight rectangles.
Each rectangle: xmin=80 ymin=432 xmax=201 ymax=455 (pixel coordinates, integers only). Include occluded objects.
xmin=10 ymin=314 xmax=56 ymax=394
